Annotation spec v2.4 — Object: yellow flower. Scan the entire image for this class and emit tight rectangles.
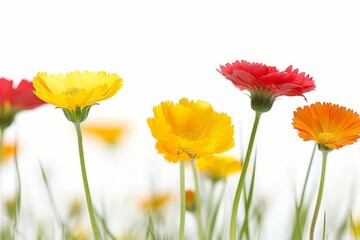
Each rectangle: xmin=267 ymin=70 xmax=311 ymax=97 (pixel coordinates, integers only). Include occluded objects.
xmin=1 ymin=143 xmax=16 ymax=163
xmin=292 ymin=102 xmax=360 ymax=150
xmin=68 ymin=223 xmax=90 ymax=240
xmin=147 ymin=98 xmax=234 ymax=163
xmin=33 ymin=71 xmax=123 ymax=122
xmin=197 ymin=155 xmax=242 ymax=181
xmin=82 ymin=122 xmax=127 ymax=144
xmin=351 ymin=217 xmax=360 ymax=238
xmin=139 ymin=192 xmax=172 ymax=212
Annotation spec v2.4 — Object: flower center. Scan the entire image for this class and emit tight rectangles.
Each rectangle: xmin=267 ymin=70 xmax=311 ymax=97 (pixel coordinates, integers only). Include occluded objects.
xmin=62 ymin=87 xmax=84 ymax=96
xmin=178 ymin=131 xmax=199 ymax=141
xmin=317 ymin=132 xmax=335 ymax=144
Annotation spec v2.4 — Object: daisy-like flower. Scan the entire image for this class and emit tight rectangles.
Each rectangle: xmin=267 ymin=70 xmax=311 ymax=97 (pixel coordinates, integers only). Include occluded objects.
xmin=197 ymin=155 xmax=242 ymax=181
xmin=217 ymin=60 xmax=315 ymax=112
xmin=33 ymin=71 xmax=123 ymax=123
xmin=293 ymin=102 xmax=360 ymax=240
xmin=292 ymin=102 xmax=360 ymax=151
xmin=0 ymin=78 xmax=46 ymax=129
xmin=32 ymin=71 xmax=122 ymax=240
xmin=147 ymin=98 xmax=234 ymax=163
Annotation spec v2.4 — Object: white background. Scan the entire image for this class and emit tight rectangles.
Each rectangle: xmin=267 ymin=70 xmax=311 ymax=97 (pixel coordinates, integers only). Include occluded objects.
xmin=1 ymin=0 xmax=360 ymax=239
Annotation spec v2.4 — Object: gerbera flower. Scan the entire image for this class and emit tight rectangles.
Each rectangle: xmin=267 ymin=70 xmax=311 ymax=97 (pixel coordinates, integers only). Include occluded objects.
xmin=197 ymin=155 xmax=242 ymax=181
xmin=33 ymin=71 xmax=123 ymax=123
xmin=0 ymin=78 xmax=46 ymax=129
xmin=147 ymin=98 xmax=234 ymax=163
xmin=217 ymin=60 xmax=315 ymax=112
xmin=292 ymin=102 xmax=360 ymax=151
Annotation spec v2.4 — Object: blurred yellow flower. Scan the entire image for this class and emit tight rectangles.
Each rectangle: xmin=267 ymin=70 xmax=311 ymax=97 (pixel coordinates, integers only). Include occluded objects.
xmin=197 ymin=155 xmax=242 ymax=181
xmin=293 ymin=102 xmax=360 ymax=150
xmin=147 ymin=98 xmax=234 ymax=163
xmin=139 ymin=192 xmax=172 ymax=212
xmin=1 ymin=143 xmax=15 ymax=163
xmin=33 ymin=71 xmax=122 ymax=110
xmin=68 ymin=223 xmax=89 ymax=240
xmin=82 ymin=122 xmax=126 ymax=144
xmin=351 ymin=217 xmax=360 ymax=239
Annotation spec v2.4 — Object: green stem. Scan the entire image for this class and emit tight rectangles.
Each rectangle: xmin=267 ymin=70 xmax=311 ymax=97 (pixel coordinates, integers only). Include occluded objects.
xmin=309 ymin=151 xmax=328 ymax=240
xmin=179 ymin=161 xmax=186 ymax=240
xmin=230 ymin=111 xmax=261 ymax=240
xmin=14 ymin=142 xmax=22 ymax=235
xmin=208 ymin=182 xmax=225 ymax=240
xmin=74 ymin=123 xmax=101 ymax=240
xmin=0 ymin=127 xmax=4 ymax=163
xmin=191 ymin=160 xmax=205 ymax=240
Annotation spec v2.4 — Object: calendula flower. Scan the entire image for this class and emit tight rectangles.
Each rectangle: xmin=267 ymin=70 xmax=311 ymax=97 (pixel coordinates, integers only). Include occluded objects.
xmin=82 ymin=121 xmax=127 ymax=145
xmin=139 ymin=192 xmax=172 ymax=212
xmin=1 ymin=143 xmax=16 ymax=163
xmin=217 ymin=60 xmax=315 ymax=112
xmin=33 ymin=71 xmax=123 ymax=123
xmin=292 ymin=102 xmax=360 ymax=151
xmin=0 ymin=78 xmax=46 ymax=129
xmin=147 ymin=98 xmax=234 ymax=163
xmin=197 ymin=155 xmax=242 ymax=181
xmin=293 ymin=102 xmax=360 ymax=239
xmin=33 ymin=71 xmax=123 ymax=240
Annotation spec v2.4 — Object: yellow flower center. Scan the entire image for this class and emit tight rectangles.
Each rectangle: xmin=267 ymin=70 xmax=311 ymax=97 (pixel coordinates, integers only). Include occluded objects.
xmin=317 ymin=132 xmax=335 ymax=144
xmin=177 ymin=131 xmax=199 ymax=141
xmin=62 ymin=87 xmax=85 ymax=96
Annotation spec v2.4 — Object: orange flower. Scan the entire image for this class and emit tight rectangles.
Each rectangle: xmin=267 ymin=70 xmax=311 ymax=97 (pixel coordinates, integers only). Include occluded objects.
xmin=139 ymin=192 xmax=172 ymax=212
xmin=1 ymin=143 xmax=16 ymax=163
xmin=292 ymin=102 xmax=360 ymax=150
xmin=82 ymin=122 xmax=127 ymax=145
xmin=185 ymin=190 xmax=196 ymax=212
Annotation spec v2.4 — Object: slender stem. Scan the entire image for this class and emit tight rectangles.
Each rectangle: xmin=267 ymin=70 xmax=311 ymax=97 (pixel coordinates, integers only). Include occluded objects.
xmin=191 ymin=160 xmax=205 ymax=240
xmin=208 ymin=182 xmax=225 ymax=240
xmin=14 ymin=142 xmax=22 ymax=234
xmin=74 ymin=123 xmax=101 ymax=240
xmin=292 ymin=143 xmax=316 ymax=240
xmin=299 ymin=143 xmax=317 ymax=209
xmin=0 ymin=127 xmax=4 ymax=163
xmin=230 ymin=111 xmax=261 ymax=240
xmin=179 ymin=161 xmax=186 ymax=240
xmin=309 ymin=151 xmax=328 ymax=240
xmin=206 ymin=180 xmax=216 ymax=220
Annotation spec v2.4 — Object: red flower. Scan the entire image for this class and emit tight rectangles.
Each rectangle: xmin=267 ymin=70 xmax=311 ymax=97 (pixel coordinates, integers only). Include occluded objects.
xmin=217 ymin=60 xmax=315 ymax=112
xmin=0 ymin=78 xmax=46 ymax=129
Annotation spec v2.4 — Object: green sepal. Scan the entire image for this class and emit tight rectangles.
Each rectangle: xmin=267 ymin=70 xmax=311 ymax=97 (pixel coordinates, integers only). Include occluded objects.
xmin=61 ymin=104 xmax=96 ymax=123
xmin=317 ymin=144 xmax=333 ymax=153
xmin=0 ymin=109 xmax=17 ymax=129
xmin=250 ymin=90 xmax=276 ymax=113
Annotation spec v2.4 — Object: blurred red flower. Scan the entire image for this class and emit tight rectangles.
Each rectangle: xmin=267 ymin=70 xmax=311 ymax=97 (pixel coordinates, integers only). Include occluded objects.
xmin=0 ymin=78 xmax=46 ymax=109
xmin=0 ymin=78 xmax=46 ymax=129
